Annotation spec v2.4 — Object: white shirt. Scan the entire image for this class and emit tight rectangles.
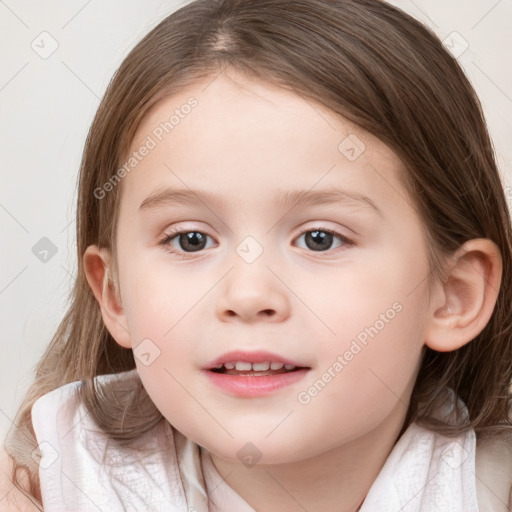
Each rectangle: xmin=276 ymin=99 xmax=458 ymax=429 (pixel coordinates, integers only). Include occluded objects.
xmin=31 ymin=369 xmax=479 ymax=511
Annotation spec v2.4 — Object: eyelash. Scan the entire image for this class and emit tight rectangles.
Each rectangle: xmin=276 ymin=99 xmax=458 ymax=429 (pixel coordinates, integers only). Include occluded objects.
xmin=158 ymin=226 xmax=354 ymax=259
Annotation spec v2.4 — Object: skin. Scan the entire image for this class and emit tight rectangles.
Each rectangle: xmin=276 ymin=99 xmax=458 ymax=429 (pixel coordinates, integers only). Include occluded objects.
xmin=84 ymin=68 xmax=502 ymax=512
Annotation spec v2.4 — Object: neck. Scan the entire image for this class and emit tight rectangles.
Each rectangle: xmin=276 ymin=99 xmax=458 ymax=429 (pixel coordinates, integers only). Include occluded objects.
xmin=207 ymin=399 xmax=409 ymax=512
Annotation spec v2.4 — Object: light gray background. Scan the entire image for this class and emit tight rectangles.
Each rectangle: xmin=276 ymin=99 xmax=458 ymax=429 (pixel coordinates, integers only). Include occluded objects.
xmin=1 ymin=0 xmax=511 ymax=442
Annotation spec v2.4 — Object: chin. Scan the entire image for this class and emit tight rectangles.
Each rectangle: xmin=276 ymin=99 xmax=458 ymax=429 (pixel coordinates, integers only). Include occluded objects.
xmin=203 ymin=436 xmax=317 ymax=467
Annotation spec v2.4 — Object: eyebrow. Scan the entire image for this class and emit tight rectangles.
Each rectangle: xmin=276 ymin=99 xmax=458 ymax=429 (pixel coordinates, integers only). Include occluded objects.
xmin=138 ymin=186 xmax=381 ymax=215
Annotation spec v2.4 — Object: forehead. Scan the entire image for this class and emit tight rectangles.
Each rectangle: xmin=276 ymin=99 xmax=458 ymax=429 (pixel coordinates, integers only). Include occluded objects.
xmin=120 ymin=69 xmax=408 ymax=215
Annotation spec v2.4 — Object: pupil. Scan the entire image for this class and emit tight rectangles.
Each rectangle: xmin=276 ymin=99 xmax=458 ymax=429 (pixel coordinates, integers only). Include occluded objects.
xmin=305 ymin=230 xmax=332 ymax=251
xmin=180 ymin=232 xmax=206 ymax=252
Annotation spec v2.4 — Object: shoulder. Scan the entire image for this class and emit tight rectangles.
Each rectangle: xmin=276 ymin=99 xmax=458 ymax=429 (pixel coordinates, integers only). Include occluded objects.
xmin=0 ymin=446 xmax=41 ymax=512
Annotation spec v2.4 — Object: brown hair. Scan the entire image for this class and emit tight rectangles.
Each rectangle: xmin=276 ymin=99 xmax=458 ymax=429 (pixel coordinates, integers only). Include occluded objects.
xmin=4 ymin=0 xmax=511 ymax=507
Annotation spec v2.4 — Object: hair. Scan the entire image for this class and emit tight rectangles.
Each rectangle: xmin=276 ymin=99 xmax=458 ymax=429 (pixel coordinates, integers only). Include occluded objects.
xmin=4 ymin=0 xmax=512 ymax=507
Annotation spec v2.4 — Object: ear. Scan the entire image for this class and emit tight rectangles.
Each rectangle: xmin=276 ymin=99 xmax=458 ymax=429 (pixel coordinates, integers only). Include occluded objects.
xmin=83 ymin=245 xmax=132 ymax=349
xmin=424 ymin=239 xmax=502 ymax=352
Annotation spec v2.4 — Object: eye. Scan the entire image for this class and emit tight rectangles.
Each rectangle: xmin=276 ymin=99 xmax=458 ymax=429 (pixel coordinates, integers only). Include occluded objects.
xmin=158 ymin=226 xmax=354 ymax=258
xmin=159 ymin=229 xmax=216 ymax=256
xmin=294 ymin=227 xmax=353 ymax=253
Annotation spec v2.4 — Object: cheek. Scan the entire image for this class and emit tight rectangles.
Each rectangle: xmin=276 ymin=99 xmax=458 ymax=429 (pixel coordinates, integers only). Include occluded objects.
xmin=117 ymin=254 xmax=210 ymax=413
xmin=290 ymin=305 xmax=425 ymax=458
xmin=303 ymin=309 xmax=422 ymax=459
xmin=297 ymin=238 xmax=430 ymax=348
xmin=293 ymin=244 xmax=430 ymax=427
xmin=119 ymin=251 xmax=210 ymax=340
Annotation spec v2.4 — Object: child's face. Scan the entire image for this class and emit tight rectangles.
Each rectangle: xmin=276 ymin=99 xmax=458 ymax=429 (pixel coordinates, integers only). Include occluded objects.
xmin=114 ymin=68 xmax=434 ymax=464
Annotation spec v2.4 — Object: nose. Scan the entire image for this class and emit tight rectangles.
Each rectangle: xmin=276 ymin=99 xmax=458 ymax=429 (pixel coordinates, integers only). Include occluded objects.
xmin=216 ymin=256 xmax=291 ymax=323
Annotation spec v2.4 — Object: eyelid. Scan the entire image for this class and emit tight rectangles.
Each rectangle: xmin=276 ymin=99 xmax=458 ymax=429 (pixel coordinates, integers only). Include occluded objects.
xmin=293 ymin=226 xmax=355 ymax=254
xmin=294 ymin=225 xmax=354 ymax=244
xmin=159 ymin=224 xmax=216 ymax=247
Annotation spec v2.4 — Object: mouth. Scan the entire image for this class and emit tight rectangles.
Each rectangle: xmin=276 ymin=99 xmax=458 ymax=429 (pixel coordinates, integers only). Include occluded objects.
xmin=205 ymin=349 xmax=310 ymax=373
xmin=209 ymin=361 xmax=309 ymax=376
xmin=205 ymin=359 xmax=310 ymax=397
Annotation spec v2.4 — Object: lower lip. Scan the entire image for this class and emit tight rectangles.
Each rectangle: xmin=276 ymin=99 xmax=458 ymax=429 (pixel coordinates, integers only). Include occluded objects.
xmin=204 ymin=368 xmax=309 ymax=397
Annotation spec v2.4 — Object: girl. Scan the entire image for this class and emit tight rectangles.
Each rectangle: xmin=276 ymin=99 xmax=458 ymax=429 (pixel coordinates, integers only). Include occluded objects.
xmin=2 ymin=0 xmax=512 ymax=510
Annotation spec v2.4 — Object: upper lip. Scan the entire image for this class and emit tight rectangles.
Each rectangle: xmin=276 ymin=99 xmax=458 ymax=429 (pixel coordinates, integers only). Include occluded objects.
xmin=204 ymin=350 xmax=309 ymax=370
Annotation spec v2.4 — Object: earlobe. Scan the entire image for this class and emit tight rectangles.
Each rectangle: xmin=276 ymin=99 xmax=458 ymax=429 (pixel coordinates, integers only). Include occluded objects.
xmin=424 ymin=239 xmax=502 ymax=353
xmin=83 ymin=245 xmax=132 ymax=349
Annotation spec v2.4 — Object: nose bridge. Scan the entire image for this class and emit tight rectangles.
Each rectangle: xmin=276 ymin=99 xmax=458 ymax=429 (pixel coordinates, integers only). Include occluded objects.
xmin=216 ymin=234 xmax=290 ymax=322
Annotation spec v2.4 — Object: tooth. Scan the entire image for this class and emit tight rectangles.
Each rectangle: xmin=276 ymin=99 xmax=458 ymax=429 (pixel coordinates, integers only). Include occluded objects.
xmin=252 ymin=361 xmax=270 ymax=371
xmin=270 ymin=362 xmax=285 ymax=370
xmin=214 ymin=363 xmax=223 ymax=369
xmin=235 ymin=361 xmax=252 ymax=371
xmin=224 ymin=361 xmax=236 ymax=370
xmin=284 ymin=364 xmax=296 ymax=370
